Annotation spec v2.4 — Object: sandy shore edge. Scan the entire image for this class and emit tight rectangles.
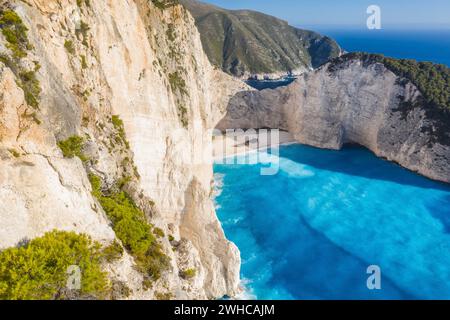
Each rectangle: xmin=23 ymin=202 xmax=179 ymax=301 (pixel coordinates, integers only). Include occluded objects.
xmin=213 ymin=131 xmax=297 ymax=161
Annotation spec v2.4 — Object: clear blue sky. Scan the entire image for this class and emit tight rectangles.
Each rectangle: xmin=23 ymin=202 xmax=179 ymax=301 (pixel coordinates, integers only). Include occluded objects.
xmin=200 ymin=0 xmax=450 ymax=29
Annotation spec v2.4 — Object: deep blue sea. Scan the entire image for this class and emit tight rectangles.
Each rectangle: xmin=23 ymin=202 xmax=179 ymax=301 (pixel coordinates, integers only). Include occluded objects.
xmin=319 ymin=28 xmax=450 ymax=67
xmin=214 ymin=145 xmax=450 ymax=299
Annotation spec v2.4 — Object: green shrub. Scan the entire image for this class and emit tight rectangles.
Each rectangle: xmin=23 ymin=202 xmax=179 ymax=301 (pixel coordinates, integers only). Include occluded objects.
xmin=77 ymin=0 xmax=91 ymax=8
xmin=0 ymin=231 xmax=109 ymax=300
xmin=168 ymin=72 xmax=189 ymax=127
xmin=168 ymin=71 xmax=188 ymax=96
xmin=57 ymin=135 xmax=88 ymax=162
xmin=102 ymin=240 xmax=124 ymax=263
xmin=153 ymin=227 xmax=165 ymax=238
xmin=177 ymin=103 xmax=188 ymax=128
xmin=0 ymin=10 xmax=41 ymax=109
xmin=111 ymin=280 xmax=130 ymax=300
xmin=180 ymin=268 xmax=196 ymax=280
xmin=0 ymin=9 xmax=31 ymax=59
xmin=64 ymin=40 xmax=75 ymax=55
xmin=166 ymin=24 xmax=176 ymax=42
xmin=8 ymin=148 xmax=20 ymax=158
xmin=155 ymin=291 xmax=174 ymax=300
xmin=142 ymin=278 xmax=153 ymax=291
xmin=89 ymin=173 xmax=102 ymax=198
xmin=111 ymin=115 xmax=130 ymax=149
xmin=111 ymin=115 xmax=124 ymax=129
xmin=382 ymin=58 xmax=449 ymax=111
xmin=18 ymin=69 xmax=41 ymax=109
xmin=152 ymin=0 xmax=179 ymax=10
xmin=80 ymin=54 xmax=88 ymax=69
xmin=89 ymin=174 xmax=169 ymax=281
xmin=76 ymin=21 xmax=90 ymax=47
xmin=113 ymin=215 xmax=154 ymax=255
xmin=0 ymin=56 xmax=41 ymax=108
xmin=117 ymin=176 xmax=132 ymax=189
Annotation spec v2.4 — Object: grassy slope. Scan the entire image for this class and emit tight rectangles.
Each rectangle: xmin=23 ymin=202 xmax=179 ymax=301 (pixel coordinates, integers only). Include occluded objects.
xmin=181 ymin=0 xmax=341 ymax=77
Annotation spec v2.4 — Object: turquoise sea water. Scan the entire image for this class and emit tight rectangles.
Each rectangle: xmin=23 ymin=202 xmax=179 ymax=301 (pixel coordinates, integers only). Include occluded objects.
xmin=214 ymin=145 xmax=450 ymax=299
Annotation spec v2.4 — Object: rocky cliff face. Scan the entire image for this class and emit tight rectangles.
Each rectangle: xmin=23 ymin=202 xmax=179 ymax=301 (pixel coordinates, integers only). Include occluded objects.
xmin=219 ymin=58 xmax=450 ymax=184
xmin=0 ymin=0 xmax=246 ymax=299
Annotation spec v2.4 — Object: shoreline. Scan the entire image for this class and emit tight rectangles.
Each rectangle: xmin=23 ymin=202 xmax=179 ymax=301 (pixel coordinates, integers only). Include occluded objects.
xmin=212 ymin=131 xmax=296 ymax=161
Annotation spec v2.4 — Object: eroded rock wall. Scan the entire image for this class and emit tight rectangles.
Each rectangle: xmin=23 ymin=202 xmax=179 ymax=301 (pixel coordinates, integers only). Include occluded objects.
xmin=0 ymin=0 xmax=246 ymax=299
xmin=220 ymin=59 xmax=450 ymax=183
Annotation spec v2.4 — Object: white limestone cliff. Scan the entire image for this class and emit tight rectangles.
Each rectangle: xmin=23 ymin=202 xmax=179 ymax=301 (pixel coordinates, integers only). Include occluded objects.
xmin=0 ymin=0 xmax=247 ymax=299
xmin=219 ymin=59 xmax=450 ymax=184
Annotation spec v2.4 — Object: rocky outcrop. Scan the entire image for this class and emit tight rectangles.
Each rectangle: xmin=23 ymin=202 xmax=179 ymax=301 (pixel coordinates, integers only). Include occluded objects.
xmin=218 ymin=58 xmax=450 ymax=183
xmin=0 ymin=0 xmax=246 ymax=299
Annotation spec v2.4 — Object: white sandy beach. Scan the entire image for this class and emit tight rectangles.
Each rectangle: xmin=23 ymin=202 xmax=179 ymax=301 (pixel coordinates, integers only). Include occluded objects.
xmin=212 ymin=130 xmax=296 ymax=160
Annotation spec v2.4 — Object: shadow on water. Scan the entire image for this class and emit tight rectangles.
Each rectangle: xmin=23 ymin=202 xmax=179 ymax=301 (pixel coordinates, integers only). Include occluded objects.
xmin=426 ymin=195 xmax=450 ymax=233
xmin=263 ymin=212 xmax=414 ymax=299
xmin=278 ymin=143 xmax=450 ymax=192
